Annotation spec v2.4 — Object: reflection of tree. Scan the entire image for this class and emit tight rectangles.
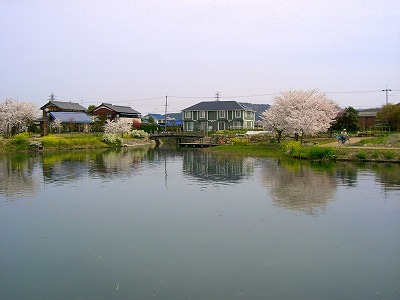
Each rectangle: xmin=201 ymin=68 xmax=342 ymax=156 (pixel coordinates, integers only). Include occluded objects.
xmin=363 ymin=163 xmax=400 ymax=191
xmin=0 ymin=154 xmax=40 ymax=198
xmin=183 ymin=151 xmax=254 ymax=183
xmin=334 ymin=162 xmax=358 ymax=186
xmin=262 ymin=160 xmax=337 ymax=215
xmin=42 ymin=147 xmax=152 ymax=183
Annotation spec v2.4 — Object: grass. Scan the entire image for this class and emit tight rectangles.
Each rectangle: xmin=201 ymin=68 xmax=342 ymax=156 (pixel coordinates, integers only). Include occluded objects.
xmin=206 ymin=142 xmax=282 ymax=158
xmin=42 ymin=134 xmax=106 ymax=149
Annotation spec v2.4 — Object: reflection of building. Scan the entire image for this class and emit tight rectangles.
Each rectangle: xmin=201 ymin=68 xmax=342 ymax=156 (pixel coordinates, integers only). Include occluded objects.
xmin=182 ymin=100 xmax=255 ymax=131
xmin=183 ymin=151 xmax=254 ymax=183
xmin=262 ymin=160 xmax=337 ymax=215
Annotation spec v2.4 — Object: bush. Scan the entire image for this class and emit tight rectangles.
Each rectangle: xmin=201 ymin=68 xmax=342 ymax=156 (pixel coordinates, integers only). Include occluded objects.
xmin=131 ymin=130 xmax=149 ymax=139
xmin=355 ymin=152 xmax=367 ymax=160
xmin=281 ymin=141 xmax=302 ymax=156
xmin=9 ymin=132 xmax=30 ymax=150
xmin=231 ymin=137 xmax=248 ymax=145
xmin=384 ymin=151 xmax=395 ymax=160
xmin=309 ymin=146 xmax=335 ymax=159
xmin=102 ymin=133 xmax=123 ymax=146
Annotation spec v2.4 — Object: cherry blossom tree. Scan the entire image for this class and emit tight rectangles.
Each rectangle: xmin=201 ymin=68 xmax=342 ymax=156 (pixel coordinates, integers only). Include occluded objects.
xmin=104 ymin=119 xmax=132 ymax=136
xmin=0 ymin=99 xmax=39 ymax=137
xmin=262 ymin=89 xmax=339 ymax=143
xmin=51 ymin=118 xmax=63 ymax=133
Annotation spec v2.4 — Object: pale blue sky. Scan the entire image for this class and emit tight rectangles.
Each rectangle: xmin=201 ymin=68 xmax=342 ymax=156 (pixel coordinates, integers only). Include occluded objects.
xmin=1 ymin=0 xmax=399 ymax=114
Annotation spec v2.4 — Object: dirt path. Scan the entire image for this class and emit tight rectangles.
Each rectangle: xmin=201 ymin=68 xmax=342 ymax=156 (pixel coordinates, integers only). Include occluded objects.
xmin=323 ymin=137 xmax=400 ymax=150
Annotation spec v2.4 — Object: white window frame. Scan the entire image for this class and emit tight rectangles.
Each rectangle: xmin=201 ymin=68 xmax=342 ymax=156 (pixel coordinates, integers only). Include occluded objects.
xmin=235 ymin=110 xmax=241 ymax=118
xmin=199 ymin=111 xmax=206 ymax=119
xmin=233 ymin=121 xmax=241 ymax=129
xmin=184 ymin=111 xmax=192 ymax=119
xmin=219 ymin=110 xmax=226 ymax=118
xmin=186 ymin=122 xmax=194 ymax=131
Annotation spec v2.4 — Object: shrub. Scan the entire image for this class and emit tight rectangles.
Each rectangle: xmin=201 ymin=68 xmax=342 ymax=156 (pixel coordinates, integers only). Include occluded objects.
xmin=9 ymin=132 xmax=30 ymax=150
xmin=102 ymin=133 xmax=122 ymax=146
xmin=281 ymin=141 xmax=302 ymax=156
xmin=371 ymin=151 xmax=380 ymax=159
xmin=355 ymin=152 xmax=367 ymax=160
xmin=131 ymin=130 xmax=149 ymax=139
xmin=231 ymin=137 xmax=248 ymax=146
xmin=309 ymin=146 xmax=335 ymax=159
xmin=384 ymin=151 xmax=395 ymax=160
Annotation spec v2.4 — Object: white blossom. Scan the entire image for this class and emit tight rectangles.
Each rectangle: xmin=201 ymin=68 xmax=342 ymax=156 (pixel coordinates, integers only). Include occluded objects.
xmin=51 ymin=118 xmax=63 ymax=133
xmin=0 ymin=99 xmax=39 ymax=136
xmin=104 ymin=119 xmax=132 ymax=136
xmin=262 ymin=89 xmax=339 ymax=143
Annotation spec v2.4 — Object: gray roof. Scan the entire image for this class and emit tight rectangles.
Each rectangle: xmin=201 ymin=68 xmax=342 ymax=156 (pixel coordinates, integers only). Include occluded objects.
xmin=182 ymin=101 xmax=250 ymax=111
xmin=49 ymin=112 xmax=93 ymax=123
xmin=41 ymin=101 xmax=86 ymax=111
xmin=96 ymin=103 xmax=140 ymax=115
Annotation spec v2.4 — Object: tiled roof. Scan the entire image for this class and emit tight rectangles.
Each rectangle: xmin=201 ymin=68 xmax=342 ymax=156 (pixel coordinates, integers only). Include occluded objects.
xmin=182 ymin=101 xmax=249 ymax=111
xmin=49 ymin=112 xmax=93 ymax=123
xmin=98 ymin=103 xmax=140 ymax=115
xmin=41 ymin=101 xmax=86 ymax=111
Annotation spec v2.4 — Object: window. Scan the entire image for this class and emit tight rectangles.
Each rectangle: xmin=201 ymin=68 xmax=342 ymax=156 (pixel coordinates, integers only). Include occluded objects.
xmin=184 ymin=111 xmax=192 ymax=119
xmin=235 ymin=110 xmax=241 ymax=118
xmin=219 ymin=110 xmax=226 ymax=118
xmin=218 ymin=122 xmax=225 ymax=130
xmin=233 ymin=121 xmax=241 ymax=129
xmin=186 ymin=122 xmax=194 ymax=131
xmin=247 ymin=111 xmax=252 ymax=118
xmin=199 ymin=111 xmax=206 ymax=118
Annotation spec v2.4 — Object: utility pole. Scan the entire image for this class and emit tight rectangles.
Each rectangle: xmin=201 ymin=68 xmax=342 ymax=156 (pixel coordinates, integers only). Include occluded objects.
xmin=215 ymin=92 xmax=220 ymax=101
xmin=382 ymin=86 xmax=391 ymax=105
xmin=164 ymin=95 xmax=168 ymax=132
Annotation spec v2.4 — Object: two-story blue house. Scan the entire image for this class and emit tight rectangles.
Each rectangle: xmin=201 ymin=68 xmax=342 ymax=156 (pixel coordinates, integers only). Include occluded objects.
xmin=182 ymin=100 xmax=255 ymax=131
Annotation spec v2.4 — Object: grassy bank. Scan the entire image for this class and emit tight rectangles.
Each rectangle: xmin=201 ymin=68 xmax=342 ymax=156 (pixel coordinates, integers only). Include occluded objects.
xmin=0 ymin=133 xmax=152 ymax=153
xmin=206 ymin=139 xmax=400 ymax=163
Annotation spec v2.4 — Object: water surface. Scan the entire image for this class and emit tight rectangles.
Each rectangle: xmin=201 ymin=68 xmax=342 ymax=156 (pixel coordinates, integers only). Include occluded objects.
xmin=1 ymin=148 xmax=399 ymax=299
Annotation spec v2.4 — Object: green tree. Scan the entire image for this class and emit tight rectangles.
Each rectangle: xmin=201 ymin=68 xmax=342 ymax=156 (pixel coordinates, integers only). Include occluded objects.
xmin=331 ymin=106 xmax=359 ymax=131
xmin=87 ymin=105 xmax=96 ymax=113
xmin=376 ymin=103 xmax=400 ymax=131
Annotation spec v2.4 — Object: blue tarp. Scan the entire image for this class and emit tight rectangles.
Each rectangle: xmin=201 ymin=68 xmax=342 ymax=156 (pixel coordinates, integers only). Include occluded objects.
xmin=49 ymin=112 xmax=93 ymax=123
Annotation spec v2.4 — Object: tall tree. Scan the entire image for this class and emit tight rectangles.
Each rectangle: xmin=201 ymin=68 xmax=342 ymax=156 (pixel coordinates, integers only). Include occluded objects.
xmin=0 ymin=99 xmax=39 ymax=137
xmin=262 ymin=89 xmax=338 ymax=143
xmin=331 ymin=106 xmax=359 ymax=131
xmin=376 ymin=103 xmax=400 ymax=131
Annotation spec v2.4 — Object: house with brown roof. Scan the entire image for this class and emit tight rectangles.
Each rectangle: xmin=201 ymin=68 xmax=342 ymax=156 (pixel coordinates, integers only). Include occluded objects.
xmin=357 ymin=108 xmax=380 ymax=131
xmin=91 ymin=103 xmax=141 ymax=125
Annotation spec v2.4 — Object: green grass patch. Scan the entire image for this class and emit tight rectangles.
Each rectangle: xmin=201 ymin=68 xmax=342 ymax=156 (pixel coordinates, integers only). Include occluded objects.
xmin=207 ymin=142 xmax=281 ymax=157
xmin=42 ymin=134 xmax=106 ymax=149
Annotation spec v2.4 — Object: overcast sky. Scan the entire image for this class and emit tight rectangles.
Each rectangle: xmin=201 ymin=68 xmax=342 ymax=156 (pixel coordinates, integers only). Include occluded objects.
xmin=1 ymin=0 xmax=399 ymax=114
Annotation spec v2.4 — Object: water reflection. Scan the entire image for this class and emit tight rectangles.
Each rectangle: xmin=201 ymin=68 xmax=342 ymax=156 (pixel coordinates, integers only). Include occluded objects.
xmin=0 ymin=154 xmax=40 ymax=199
xmin=261 ymin=160 xmax=337 ymax=215
xmin=182 ymin=150 xmax=254 ymax=183
xmin=42 ymin=147 xmax=152 ymax=183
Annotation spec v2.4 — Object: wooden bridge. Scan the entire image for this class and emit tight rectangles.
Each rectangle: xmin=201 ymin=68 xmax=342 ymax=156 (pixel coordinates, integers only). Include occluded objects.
xmin=150 ymin=132 xmax=218 ymax=147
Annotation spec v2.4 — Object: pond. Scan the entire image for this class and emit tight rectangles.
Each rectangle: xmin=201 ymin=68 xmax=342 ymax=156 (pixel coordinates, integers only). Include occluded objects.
xmin=0 ymin=147 xmax=399 ymax=300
